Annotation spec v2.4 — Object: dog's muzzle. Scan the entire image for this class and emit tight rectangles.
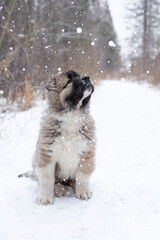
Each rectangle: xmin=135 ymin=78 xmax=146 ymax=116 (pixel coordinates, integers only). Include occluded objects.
xmin=81 ymin=76 xmax=94 ymax=93
xmin=65 ymin=75 xmax=94 ymax=108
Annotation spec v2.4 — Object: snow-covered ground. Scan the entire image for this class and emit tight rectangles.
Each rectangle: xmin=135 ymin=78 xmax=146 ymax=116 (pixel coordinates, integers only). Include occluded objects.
xmin=0 ymin=80 xmax=160 ymax=240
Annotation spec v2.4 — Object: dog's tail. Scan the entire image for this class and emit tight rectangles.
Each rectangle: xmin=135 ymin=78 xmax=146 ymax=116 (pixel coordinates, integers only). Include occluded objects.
xmin=18 ymin=170 xmax=37 ymax=181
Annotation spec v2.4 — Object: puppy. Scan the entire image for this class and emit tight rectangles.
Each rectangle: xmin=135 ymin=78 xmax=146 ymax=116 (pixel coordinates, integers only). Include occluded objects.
xmin=19 ymin=70 xmax=96 ymax=205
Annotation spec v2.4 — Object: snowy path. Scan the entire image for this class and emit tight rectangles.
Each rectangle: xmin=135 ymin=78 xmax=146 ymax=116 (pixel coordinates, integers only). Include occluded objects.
xmin=0 ymin=80 xmax=160 ymax=240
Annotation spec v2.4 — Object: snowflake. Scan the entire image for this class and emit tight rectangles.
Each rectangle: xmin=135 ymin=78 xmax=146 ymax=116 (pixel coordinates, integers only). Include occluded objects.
xmin=77 ymin=27 xmax=82 ymax=34
xmin=108 ymin=40 xmax=116 ymax=48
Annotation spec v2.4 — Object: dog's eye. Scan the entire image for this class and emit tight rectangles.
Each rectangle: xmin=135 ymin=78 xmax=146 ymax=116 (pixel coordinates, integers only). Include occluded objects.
xmin=67 ymin=79 xmax=72 ymax=84
xmin=63 ymin=79 xmax=73 ymax=89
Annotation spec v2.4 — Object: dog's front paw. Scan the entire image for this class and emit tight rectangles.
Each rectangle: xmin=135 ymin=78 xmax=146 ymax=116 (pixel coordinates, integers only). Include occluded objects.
xmin=36 ymin=195 xmax=54 ymax=205
xmin=76 ymin=190 xmax=92 ymax=200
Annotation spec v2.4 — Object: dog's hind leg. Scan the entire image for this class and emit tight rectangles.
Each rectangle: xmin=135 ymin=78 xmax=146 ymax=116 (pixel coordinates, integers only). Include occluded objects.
xmin=54 ymin=183 xmax=66 ymax=197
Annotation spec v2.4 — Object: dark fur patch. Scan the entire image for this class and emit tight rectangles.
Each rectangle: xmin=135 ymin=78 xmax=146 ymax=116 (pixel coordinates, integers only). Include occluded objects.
xmin=65 ymin=70 xmax=80 ymax=80
xmin=65 ymin=77 xmax=84 ymax=107
xmin=81 ymin=95 xmax=91 ymax=107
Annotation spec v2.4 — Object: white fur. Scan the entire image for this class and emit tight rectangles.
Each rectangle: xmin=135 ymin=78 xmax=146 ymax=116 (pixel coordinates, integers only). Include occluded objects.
xmin=52 ymin=111 xmax=88 ymax=179
xmin=75 ymin=172 xmax=92 ymax=199
xmin=36 ymin=162 xmax=55 ymax=205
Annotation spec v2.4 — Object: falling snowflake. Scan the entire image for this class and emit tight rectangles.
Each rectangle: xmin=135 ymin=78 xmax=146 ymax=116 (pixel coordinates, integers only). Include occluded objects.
xmin=91 ymin=41 xmax=95 ymax=46
xmin=77 ymin=27 xmax=82 ymax=34
xmin=108 ymin=40 xmax=116 ymax=48
xmin=58 ymin=67 xmax=61 ymax=72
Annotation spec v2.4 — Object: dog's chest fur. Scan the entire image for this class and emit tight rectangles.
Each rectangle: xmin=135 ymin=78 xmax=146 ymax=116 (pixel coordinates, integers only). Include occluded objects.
xmin=51 ymin=111 xmax=88 ymax=179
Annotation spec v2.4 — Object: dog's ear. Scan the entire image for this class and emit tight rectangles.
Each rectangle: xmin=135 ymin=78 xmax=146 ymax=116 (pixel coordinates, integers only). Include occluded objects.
xmin=45 ymin=76 xmax=56 ymax=91
xmin=65 ymin=70 xmax=80 ymax=80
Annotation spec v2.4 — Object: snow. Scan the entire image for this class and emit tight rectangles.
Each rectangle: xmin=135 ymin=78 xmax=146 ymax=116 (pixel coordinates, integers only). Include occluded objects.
xmin=107 ymin=0 xmax=133 ymax=57
xmin=76 ymin=27 xmax=82 ymax=34
xmin=0 ymin=80 xmax=160 ymax=239
xmin=108 ymin=40 xmax=116 ymax=48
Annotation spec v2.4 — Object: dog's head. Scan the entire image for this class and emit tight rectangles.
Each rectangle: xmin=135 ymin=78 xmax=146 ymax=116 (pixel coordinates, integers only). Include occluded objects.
xmin=45 ymin=70 xmax=94 ymax=112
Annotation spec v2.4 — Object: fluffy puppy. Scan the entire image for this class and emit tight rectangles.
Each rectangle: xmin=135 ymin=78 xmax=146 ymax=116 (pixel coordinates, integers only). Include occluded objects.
xmin=19 ymin=70 xmax=96 ymax=205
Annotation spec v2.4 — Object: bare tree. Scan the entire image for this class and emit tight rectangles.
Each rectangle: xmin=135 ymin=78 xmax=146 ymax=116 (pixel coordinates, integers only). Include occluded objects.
xmin=127 ymin=0 xmax=160 ymax=81
xmin=0 ymin=0 xmax=120 ymax=105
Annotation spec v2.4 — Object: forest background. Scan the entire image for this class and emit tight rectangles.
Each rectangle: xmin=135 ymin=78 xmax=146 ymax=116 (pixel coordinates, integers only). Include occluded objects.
xmin=0 ymin=0 xmax=160 ymax=110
